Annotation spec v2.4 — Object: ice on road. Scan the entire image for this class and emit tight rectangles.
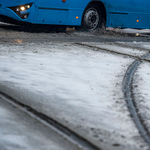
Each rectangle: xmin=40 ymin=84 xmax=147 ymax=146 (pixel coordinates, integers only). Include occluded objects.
xmin=0 ymin=96 xmax=81 ymax=150
xmin=0 ymin=42 xmax=148 ymax=150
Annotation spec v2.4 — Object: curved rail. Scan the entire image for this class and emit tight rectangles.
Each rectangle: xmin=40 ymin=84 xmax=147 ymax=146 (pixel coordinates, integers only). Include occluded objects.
xmin=75 ymin=42 xmax=150 ymax=147
xmin=1 ymin=42 xmax=150 ymax=149
xmin=0 ymin=92 xmax=99 ymax=150
xmin=123 ymin=53 xmax=150 ymax=146
xmin=75 ymin=42 xmax=150 ymax=62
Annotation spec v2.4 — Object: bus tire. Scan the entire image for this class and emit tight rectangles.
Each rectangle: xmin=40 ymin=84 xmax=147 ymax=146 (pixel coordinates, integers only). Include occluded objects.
xmin=82 ymin=4 xmax=102 ymax=31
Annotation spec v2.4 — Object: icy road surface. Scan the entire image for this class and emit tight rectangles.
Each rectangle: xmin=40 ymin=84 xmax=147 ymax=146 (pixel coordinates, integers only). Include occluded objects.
xmin=0 ymin=42 xmax=148 ymax=150
xmin=0 ymin=96 xmax=81 ymax=150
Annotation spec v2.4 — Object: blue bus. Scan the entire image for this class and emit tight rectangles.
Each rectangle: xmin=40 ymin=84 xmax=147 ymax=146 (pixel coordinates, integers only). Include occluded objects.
xmin=0 ymin=0 xmax=150 ymax=30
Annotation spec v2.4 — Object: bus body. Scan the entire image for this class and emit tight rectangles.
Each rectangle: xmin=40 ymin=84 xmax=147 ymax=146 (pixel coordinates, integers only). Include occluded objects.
xmin=0 ymin=0 xmax=150 ymax=29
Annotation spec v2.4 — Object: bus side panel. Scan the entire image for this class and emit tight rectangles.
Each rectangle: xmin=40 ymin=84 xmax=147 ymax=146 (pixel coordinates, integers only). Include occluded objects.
xmin=35 ymin=0 xmax=69 ymax=24
xmin=108 ymin=13 xmax=150 ymax=29
xmin=66 ymin=9 xmax=83 ymax=26
xmin=104 ymin=0 xmax=150 ymax=28
xmin=37 ymin=0 xmax=69 ymax=8
xmin=35 ymin=0 xmax=84 ymax=25
xmin=0 ymin=0 xmax=19 ymax=8
xmin=37 ymin=9 xmax=68 ymax=24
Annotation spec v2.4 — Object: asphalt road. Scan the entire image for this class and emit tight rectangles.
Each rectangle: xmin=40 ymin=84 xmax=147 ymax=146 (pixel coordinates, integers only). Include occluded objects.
xmin=0 ymin=22 xmax=150 ymax=44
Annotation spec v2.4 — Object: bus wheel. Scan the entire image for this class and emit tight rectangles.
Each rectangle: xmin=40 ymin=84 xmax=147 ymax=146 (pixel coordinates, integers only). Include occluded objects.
xmin=82 ymin=4 xmax=102 ymax=31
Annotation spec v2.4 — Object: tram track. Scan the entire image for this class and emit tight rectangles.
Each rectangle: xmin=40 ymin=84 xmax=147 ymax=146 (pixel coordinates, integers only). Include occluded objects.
xmin=1 ymin=42 xmax=150 ymax=149
xmin=114 ymin=42 xmax=150 ymax=52
xmin=74 ymin=42 xmax=150 ymax=62
xmin=75 ymin=42 xmax=150 ymax=148
xmin=0 ymin=92 xmax=99 ymax=150
xmin=123 ymin=53 xmax=150 ymax=147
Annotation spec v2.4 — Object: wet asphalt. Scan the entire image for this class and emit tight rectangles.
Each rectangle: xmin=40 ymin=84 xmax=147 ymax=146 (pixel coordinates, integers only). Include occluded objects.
xmin=0 ymin=23 xmax=150 ymax=44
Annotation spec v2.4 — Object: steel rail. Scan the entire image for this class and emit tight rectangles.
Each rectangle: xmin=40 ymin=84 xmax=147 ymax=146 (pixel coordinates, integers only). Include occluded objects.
xmin=75 ymin=42 xmax=150 ymax=148
xmin=114 ymin=42 xmax=150 ymax=52
xmin=123 ymin=52 xmax=150 ymax=148
xmin=1 ymin=42 xmax=150 ymax=149
xmin=0 ymin=92 xmax=100 ymax=150
xmin=75 ymin=42 xmax=150 ymax=63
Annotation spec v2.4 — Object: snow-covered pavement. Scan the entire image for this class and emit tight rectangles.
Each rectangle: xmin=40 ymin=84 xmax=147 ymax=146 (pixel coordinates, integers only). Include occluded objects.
xmin=0 ymin=95 xmax=81 ymax=150
xmin=81 ymin=42 xmax=148 ymax=57
xmin=133 ymin=62 xmax=150 ymax=133
xmin=0 ymin=42 xmax=149 ymax=150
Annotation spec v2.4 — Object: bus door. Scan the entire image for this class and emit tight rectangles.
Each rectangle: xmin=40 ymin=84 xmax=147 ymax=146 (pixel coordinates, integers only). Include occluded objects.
xmin=107 ymin=0 xmax=150 ymax=28
xmin=36 ymin=0 xmax=70 ymax=24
